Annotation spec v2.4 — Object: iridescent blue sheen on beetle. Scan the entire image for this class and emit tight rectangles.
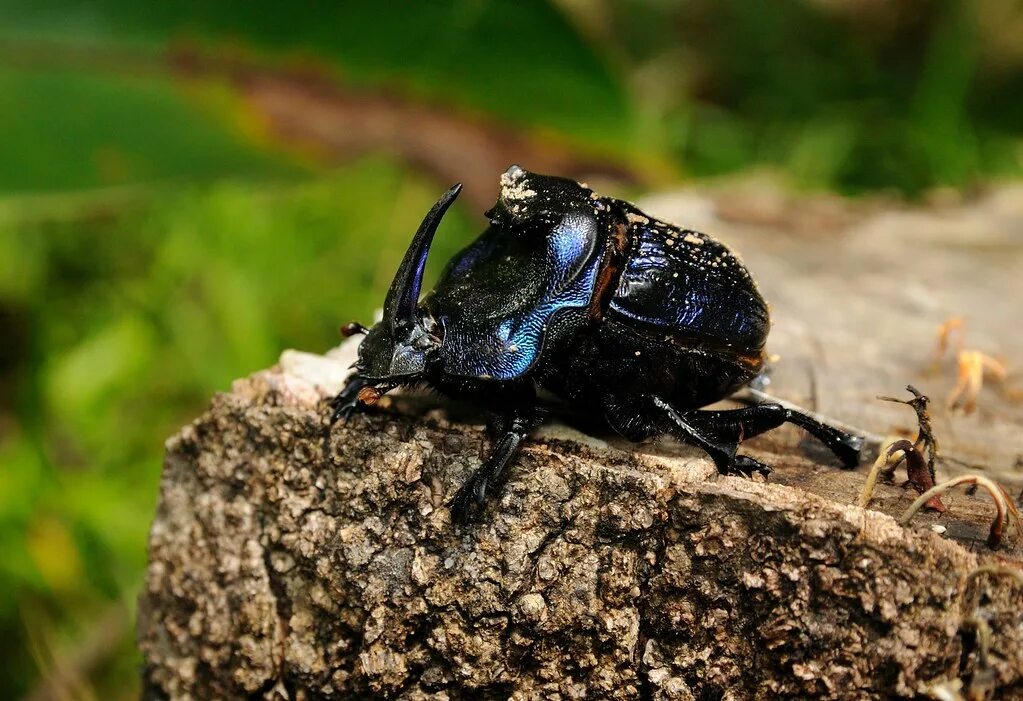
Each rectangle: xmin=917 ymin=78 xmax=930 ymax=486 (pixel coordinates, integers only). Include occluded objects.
xmin=330 ymin=166 xmax=863 ymax=521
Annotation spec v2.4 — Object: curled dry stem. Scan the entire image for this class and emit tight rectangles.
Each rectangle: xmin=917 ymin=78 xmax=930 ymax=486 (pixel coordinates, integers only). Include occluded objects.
xmin=960 ymin=564 xmax=1023 ymax=610
xmin=857 ymin=437 xmax=901 ymax=509
xmin=957 ymin=617 xmax=997 ymax=701
xmin=858 ymin=437 xmax=945 ymax=511
xmin=900 ymin=474 xmax=1022 ymax=548
xmin=862 ymin=386 xmax=945 ymax=511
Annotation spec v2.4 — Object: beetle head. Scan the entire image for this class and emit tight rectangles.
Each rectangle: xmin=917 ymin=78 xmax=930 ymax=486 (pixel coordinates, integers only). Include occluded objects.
xmin=357 ymin=183 xmax=461 ymax=380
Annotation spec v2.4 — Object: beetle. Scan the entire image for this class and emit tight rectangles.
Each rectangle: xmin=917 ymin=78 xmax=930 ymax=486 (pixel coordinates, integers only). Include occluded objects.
xmin=330 ymin=166 xmax=863 ymax=520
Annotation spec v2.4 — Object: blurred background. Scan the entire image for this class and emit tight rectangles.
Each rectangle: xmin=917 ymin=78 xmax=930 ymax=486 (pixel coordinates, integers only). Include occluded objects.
xmin=0 ymin=0 xmax=1021 ymax=697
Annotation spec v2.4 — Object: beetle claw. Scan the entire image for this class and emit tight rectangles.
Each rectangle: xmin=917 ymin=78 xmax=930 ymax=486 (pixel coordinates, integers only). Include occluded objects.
xmin=328 ymin=386 xmax=364 ymax=425
xmin=328 ymin=376 xmax=389 ymax=426
xmin=329 ymin=398 xmax=358 ymax=425
xmin=450 ymin=479 xmax=483 ymax=524
xmin=731 ymin=455 xmax=772 ymax=478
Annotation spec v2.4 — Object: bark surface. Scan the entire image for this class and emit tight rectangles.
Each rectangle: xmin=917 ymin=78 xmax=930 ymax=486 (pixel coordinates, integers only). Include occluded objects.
xmin=138 ymin=349 xmax=1022 ymax=700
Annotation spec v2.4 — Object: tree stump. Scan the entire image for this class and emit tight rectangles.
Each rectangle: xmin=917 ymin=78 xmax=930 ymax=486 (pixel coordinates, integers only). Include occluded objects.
xmin=139 ymin=185 xmax=1023 ymax=699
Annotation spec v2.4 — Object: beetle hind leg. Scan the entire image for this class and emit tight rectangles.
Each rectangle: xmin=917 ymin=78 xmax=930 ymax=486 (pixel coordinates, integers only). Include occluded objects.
xmin=685 ymin=403 xmax=863 ymax=468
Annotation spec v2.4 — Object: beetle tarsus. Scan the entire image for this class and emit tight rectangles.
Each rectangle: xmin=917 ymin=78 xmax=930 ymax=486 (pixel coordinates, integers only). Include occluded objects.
xmin=730 ymin=455 xmax=772 ymax=478
xmin=329 ymin=375 xmax=371 ymax=425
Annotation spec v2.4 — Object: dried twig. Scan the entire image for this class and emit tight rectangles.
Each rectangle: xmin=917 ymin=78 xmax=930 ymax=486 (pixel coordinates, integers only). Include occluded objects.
xmin=878 ymin=385 xmax=938 ymax=482
xmin=859 ymin=387 xmax=945 ymax=511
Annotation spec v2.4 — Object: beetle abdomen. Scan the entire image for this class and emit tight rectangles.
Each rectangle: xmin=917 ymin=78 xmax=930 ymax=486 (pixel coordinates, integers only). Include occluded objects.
xmin=606 ymin=208 xmax=769 ymax=356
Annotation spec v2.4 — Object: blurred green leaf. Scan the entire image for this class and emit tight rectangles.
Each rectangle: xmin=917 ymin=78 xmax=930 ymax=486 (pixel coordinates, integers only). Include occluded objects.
xmin=0 ymin=0 xmax=636 ymax=154
xmin=0 ymin=153 xmax=482 ymax=696
xmin=45 ymin=315 xmax=155 ymax=421
xmin=0 ymin=65 xmax=300 ymax=193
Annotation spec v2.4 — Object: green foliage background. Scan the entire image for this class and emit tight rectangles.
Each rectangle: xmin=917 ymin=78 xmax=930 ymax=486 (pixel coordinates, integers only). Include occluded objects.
xmin=0 ymin=0 xmax=1020 ymax=696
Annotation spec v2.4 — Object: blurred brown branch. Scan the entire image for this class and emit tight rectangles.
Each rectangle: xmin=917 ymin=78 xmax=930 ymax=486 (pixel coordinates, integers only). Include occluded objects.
xmin=0 ymin=38 xmax=644 ymax=211
xmin=168 ymin=46 xmax=643 ymax=210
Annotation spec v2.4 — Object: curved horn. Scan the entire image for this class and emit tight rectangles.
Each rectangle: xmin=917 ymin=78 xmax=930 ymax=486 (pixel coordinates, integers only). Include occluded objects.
xmin=383 ymin=183 xmax=461 ymax=332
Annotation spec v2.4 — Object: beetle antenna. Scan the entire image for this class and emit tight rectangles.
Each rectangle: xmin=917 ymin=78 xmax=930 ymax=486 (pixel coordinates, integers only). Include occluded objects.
xmin=383 ymin=183 xmax=461 ymax=333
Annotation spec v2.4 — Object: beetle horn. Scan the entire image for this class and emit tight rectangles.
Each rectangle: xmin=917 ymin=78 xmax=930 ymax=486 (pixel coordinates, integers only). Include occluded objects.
xmin=383 ymin=183 xmax=462 ymax=332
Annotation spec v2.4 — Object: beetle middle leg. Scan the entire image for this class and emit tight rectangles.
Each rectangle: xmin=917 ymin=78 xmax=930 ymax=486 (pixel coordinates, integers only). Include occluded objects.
xmin=605 ymin=394 xmax=762 ymax=475
xmin=648 ymin=396 xmax=771 ymax=476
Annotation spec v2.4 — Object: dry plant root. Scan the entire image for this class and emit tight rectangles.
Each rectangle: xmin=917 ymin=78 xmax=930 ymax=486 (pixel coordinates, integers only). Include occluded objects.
xmin=948 ymin=350 xmax=1008 ymax=414
xmin=900 ymin=474 xmax=1022 ymax=549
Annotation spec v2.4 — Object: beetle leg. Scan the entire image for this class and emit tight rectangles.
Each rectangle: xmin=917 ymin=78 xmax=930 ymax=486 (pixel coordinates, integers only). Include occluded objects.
xmin=484 ymin=412 xmax=513 ymax=441
xmin=649 ymin=396 xmax=766 ymax=476
xmin=684 ymin=404 xmax=863 ymax=468
xmin=329 ymin=375 xmax=372 ymax=424
xmin=602 ymin=394 xmax=659 ymax=442
xmin=451 ymin=410 xmax=537 ymax=523
xmin=730 ymin=455 xmax=773 ymax=477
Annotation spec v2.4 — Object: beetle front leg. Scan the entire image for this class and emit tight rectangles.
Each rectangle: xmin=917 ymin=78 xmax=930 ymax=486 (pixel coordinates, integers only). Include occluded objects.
xmin=329 ymin=374 xmax=372 ymax=424
xmin=451 ymin=410 xmax=539 ymax=523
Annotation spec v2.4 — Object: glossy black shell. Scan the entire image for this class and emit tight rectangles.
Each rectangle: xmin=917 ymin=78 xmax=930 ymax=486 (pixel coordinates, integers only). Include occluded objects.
xmin=607 ymin=202 xmax=768 ymax=355
xmin=421 ymin=167 xmax=769 ymax=415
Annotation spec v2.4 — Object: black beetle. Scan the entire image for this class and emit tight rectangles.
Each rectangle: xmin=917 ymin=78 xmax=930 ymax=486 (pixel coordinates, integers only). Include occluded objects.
xmin=330 ymin=166 xmax=863 ymax=520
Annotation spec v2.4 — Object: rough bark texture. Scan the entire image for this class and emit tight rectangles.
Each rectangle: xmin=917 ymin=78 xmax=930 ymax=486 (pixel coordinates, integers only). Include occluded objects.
xmin=139 ymin=186 xmax=1023 ymax=700
xmin=137 ymin=349 xmax=1022 ymax=700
